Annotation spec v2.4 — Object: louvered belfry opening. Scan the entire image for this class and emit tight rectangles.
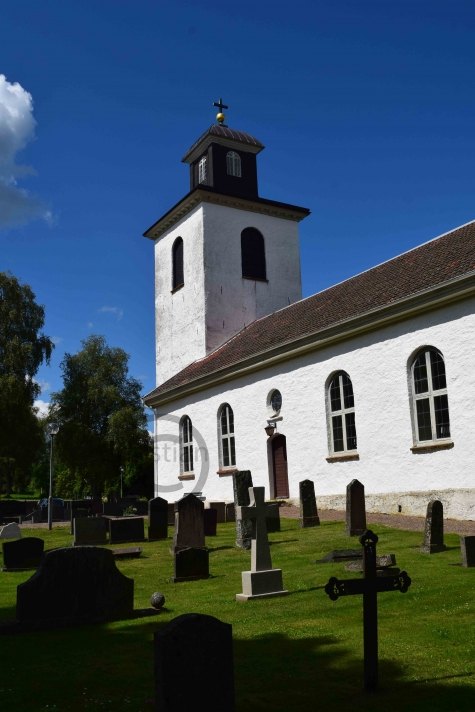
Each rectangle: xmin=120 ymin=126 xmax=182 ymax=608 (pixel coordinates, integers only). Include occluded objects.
xmin=172 ymin=237 xmax=184 ymax=289
xmin=272 ymin=434 xmax=289 ymax=498
xmin=241 ymin=227 xmax=266 ymax=280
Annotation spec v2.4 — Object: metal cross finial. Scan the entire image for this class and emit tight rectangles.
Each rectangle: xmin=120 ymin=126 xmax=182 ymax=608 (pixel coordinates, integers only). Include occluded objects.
xmin=213 ymin=97 xmax=228 ymax=113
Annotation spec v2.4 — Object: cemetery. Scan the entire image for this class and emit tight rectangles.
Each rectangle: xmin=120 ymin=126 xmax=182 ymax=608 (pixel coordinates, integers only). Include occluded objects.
xmin=0 ymin=483 xmax=474 ymax=712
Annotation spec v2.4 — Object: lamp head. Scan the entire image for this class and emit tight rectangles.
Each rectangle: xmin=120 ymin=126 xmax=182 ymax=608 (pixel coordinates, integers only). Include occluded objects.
xmin=47 ymin=423 xmax=59 ymax=436
xmin=264 ymin=423 xmax=276 ymax=438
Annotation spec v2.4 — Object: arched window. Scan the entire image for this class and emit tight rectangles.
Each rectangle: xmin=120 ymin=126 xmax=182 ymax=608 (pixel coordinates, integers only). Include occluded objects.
xmin=172 ymin=237 xmax=184 ymax=290
xmin=180 ymin=416 xmax=194 ymax=473
xmin=328 ymin=372 xmax=357 ymax=454
xmin=411 ymin=348 xmax=450 ymax=443
xmin=226 ymin=151 xmax=241 ymax=177
xmin=219 ymin=404 xmax=236 ymax=468
xmin=241 ymin=228 xmax=266 ymax=280
xmin=198 ymin=156 xmax=207 ymax=183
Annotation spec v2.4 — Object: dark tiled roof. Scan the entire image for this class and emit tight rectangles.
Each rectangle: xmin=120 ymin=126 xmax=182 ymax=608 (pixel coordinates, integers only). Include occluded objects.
xmin=182 ymin=125 xmax=264 ymax=162
xmin=144 ymin=221 xmax=475 ymax=402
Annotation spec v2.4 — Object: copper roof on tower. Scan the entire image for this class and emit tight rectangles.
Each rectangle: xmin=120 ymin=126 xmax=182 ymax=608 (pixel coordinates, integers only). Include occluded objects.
xmin=182 ymin=125 xmax=264 ymax=162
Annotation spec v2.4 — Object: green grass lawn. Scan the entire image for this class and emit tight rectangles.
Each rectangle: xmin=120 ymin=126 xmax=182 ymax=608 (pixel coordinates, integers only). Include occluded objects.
xmin=1 ymin=519 xmax=474 ymax=712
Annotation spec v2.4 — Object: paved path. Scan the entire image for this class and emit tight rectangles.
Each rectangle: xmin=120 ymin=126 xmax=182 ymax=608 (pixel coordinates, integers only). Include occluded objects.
xmin=280 ymin=506 xmax=475 ymax=536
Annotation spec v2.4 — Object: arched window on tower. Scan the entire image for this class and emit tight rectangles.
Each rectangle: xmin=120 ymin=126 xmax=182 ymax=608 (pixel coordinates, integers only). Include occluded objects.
xmin=241 ymin=228 xmax=266 ymax=280
xmin=172 ymin=237 xmax=184 ymax=290
xmin=218 ymin=404 xmax=236 ymax=469
xmin=410 ymin=347 xmax=451 ymax=444
xmin=226 ymin=151 xmax=241 ymax=177
xmin=327 ymin=372 xmax=357 ymax=454
xmin=198 ymin=156 xmax=207 ymax=183
xmin=180 ymin=416 xmax=194 ymax=474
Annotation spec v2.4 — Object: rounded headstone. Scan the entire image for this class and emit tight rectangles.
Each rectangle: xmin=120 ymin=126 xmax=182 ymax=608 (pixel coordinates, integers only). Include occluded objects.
xmin=150 ymin=592 xmax=165 ymax=609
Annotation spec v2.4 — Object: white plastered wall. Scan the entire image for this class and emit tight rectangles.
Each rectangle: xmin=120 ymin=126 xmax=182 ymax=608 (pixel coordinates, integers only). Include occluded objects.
xmin=154 ymin=201 xmax=303 ymax=385
xmin=154 ymin=297 xmax=475 ymax=520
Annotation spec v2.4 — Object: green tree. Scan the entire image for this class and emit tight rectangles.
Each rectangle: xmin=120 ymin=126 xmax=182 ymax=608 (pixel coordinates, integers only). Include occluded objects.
xmin=50 ymin=335 xmax=152 ymax=496
xmin=0 ymin=272 xmax=54 ymax=497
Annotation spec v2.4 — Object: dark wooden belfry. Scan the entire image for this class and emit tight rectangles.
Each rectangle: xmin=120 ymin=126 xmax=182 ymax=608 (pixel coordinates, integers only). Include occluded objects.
xmin=324 ymin=530 xmax=411 ymax=692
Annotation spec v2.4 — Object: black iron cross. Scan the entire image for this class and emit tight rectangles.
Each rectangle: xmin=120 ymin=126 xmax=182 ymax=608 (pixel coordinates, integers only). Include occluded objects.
xmin=324 ymin=530 xmax=411 ymax=692
xmin=213 ymin=97 xmax=228 ymax=113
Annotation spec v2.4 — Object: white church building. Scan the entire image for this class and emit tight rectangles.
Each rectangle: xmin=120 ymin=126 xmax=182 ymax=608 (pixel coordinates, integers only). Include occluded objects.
xmin=143 ymin=116 xmax=475 ymax=521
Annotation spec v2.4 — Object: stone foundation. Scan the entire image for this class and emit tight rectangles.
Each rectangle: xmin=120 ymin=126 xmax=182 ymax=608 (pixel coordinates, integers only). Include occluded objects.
xmin=288 ymin=488 xmax=475 ymax=521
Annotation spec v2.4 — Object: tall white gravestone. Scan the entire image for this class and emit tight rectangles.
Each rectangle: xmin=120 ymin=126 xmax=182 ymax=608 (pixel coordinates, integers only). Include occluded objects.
xmin=235 ymin=486 xmax=289 ymax=601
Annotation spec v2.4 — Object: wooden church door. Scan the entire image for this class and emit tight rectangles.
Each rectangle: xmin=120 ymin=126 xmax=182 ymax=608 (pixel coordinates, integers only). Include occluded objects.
xmin=272 ymin=434 xmax=289 ymax=498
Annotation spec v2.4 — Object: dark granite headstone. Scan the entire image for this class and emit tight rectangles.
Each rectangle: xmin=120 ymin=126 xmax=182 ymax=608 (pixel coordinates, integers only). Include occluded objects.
xmin=225 ymin=502 xmax=235 ymax=522
xmin=461 ymin=536 xmax=475 ymax=567
xmin=2 ymin=537 xmax=45 ymax=571
xmin=420 ymin=500 xmax=446 ymax=553
xmin=265 ymin=503 xmax=281 ymax=533
xmin=169 ymin=494 xmax=205 ymax=554
xmin=52 ymin=502 xmax=65 ymax=521
xmin=345 ymin=479 xmax=367 ymax=536
xmin=299 ymin=479 xmax=320 ymax=528
xmin=207 ymin=501 xmax=226 ymax=523
xmin=167 ymin=502 xmax=175 ymax=526
xmin=232 ymin=470 xmax=253 ymax=550
xmin=69 ymin=508 xmax=89 ymax=535
xmin=154 ymin=613 xmax=235 ymax=711
xmin=148 ymin=497 xmax=168 ymax=541
xmin=103 ymin=502 xmax=120 ymax=516
xmin=172 ymin=547 xmax=210 ymax=583
xmin=314 ymin=549 xmax=362 ymax=563
xmin=204 ymin=507 xmax=217 ymax=536
xmin=73 ymin=517 xmax=108 ymax=546
xmin=16 ymin=547 xmax=134 ymax=623
xmin=109 ymin=517 xmax=145 ymax=544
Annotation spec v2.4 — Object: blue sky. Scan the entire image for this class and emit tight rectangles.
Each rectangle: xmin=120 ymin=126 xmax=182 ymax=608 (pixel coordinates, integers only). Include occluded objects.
xmin=1 ymin=0 xmax=474 ymax=416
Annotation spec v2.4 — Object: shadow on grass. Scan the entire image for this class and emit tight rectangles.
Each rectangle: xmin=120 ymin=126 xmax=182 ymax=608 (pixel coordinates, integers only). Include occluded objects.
xmin=269 ymin=539 xmax=299 ymax=546
xmin=207 ymin=545 xmax=235 ymax=552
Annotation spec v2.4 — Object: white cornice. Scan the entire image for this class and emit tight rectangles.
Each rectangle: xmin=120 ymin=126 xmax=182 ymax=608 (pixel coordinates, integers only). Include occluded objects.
xmin=143 ymin=189 xmax=310 ymax=240
xmin=143 ymin=271 xmax=475 ymax=408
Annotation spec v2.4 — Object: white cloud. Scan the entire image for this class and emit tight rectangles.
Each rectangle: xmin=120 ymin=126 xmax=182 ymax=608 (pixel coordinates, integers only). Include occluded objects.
xmin=99 ymin=306 xmax=123 ymax=321
xmin=0 ymin=74 xmax=51 ymax=228
xmin=34 ymin=399 xmax=50 ymax=417
xmin=33 ymin=378 xmax=51 ymax=393
xmin=137 ymin=374 xmax=149 ymax=380
xmin=51 ymin=336 xmax=62 ymax=345
xmin=87 ymin=322 xmax=93 ymax=328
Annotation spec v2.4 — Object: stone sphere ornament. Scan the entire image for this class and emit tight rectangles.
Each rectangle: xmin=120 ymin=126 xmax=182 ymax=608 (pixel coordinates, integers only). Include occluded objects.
xmin=150 ymin=592 xmax=165 ymax=610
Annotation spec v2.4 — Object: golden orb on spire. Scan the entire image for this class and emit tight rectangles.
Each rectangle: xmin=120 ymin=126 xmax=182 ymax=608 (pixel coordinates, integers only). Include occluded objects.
xmin=213 ymin=98 xmax=228 ymax=126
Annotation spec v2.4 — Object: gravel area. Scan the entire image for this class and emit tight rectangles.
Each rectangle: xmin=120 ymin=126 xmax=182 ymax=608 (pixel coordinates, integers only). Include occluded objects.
xmin=280 ymin=506 xmax=475 ymax=536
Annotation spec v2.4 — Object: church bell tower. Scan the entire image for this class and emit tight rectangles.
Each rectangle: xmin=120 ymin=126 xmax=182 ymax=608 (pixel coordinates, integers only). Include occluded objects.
xmin=144 ymin=101 xmax=310 ymax=386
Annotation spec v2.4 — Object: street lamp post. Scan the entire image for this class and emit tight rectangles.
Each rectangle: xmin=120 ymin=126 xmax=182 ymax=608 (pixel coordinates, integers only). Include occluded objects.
xmin=46 ymin=423 xmax=59 ymax=531
xmin=120 ymin=466 xmax=124 ymax=499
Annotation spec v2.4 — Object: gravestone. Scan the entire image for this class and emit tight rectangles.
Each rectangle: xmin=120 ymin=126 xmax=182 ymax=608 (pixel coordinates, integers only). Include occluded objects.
xmin=169 ymin=494 xmax=205 ymax=554
xmin=0 ymin=522 xmax=22 ymax=540
xmin=299 ymin=479 xmax=320 ymax=528
xmin=236 ymin=487 xmax=289 ymax=601
xmin=204 ymin=507 xmax=217 ymax=536
xmin=73 ymin=517 xmax=108 ymax=546
xmin=324 ymin=530 xmax=411 ymax=691
xmin=315 ymin=549 xmax=362 ymax=564
xmin=345 ymin=479 xmax=367 ymax=536
xmin=206 ymin=501 xmax=226 ymax=523
xmin=109 ymin=517 xmax=145 ymax=545
xmin=103 ymin=502 xmax=120 ymax=516
xmin=154 ymin=614 xmax=235 ymax=711
xmin=148 ymin=497 xmax=168 ymax=541
xmin=16 ymin=547 xmax=134 ymax=624
xmin=265 ymin=503 xmax=281 ymax=533
xmin=167 ymin=503 xmax=175 ymax=526
xmin=461 ymin=536 xmax=475 ymax=567
xmin=2 ymin=537 xmax=44 ymax=571
xmin=225 ymin=502 xmax=235 ymax=523
xmin=232 ymin=470 xmax=253 ymax=550
xmin=420 ymin=500 xmax=446 ymax=553
xmin=69 ymin=508 xmax=89 ymax=535
xmin=172 ymin=547 xmax=210 ymax=582
xmin=52 ymin=502 xmax=65 ymax=521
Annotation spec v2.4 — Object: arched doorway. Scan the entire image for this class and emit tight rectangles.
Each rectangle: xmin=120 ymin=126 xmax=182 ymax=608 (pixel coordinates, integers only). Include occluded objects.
xmin=272 ymin=434 xmax=289 ymax=498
